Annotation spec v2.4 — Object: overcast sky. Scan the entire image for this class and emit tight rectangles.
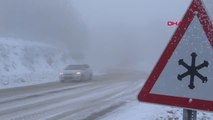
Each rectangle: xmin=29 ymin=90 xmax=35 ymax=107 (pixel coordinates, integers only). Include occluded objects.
xmin=71 ymin=0 xmax=192 ymax=71
xmin=0 ymin=0 xmax=88 ymax=59
xmin=0 ymin=0 xmax=194 ymax=72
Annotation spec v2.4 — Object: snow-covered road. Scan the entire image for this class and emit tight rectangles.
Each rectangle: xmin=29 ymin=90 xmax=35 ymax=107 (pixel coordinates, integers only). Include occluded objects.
xmin=1 ymin=71 xmax=213 ymax=120
xmin=0 ymin=72 xmax=145 ymax=120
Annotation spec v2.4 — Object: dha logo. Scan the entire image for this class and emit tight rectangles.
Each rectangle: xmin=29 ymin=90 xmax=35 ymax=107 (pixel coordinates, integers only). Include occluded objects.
xmin=167 ymin=21 xmax=181 ymax=26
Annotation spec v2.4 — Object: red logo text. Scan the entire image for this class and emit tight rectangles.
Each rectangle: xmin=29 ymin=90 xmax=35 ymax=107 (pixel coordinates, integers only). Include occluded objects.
xmin=167 ymin=21 xmax=181 ymax=26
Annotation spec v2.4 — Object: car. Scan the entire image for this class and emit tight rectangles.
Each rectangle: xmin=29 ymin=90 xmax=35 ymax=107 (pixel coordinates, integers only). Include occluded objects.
xmin=59 ymin=64 xmax=93 ymax=82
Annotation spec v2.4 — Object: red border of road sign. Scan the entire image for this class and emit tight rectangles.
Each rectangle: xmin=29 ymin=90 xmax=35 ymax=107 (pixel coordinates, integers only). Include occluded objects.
xmin=138 ymin=0 xmax=213 ymax=111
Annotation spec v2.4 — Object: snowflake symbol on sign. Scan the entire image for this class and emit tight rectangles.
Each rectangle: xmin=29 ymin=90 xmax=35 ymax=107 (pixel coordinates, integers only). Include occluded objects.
xmin=177 ymin=52 xmax=209 ymax=89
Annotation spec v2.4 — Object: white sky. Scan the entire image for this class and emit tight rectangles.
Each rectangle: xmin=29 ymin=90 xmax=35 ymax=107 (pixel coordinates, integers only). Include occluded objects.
xmin=70 ymin=0 xmax=192 ymax=72
xmin=0 ymin=0 xmax=200 ymax=72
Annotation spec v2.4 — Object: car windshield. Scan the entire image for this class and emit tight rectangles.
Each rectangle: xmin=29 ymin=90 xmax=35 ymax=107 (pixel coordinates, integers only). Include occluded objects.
xmin=65 ymin=65 xmax=87 ymax=70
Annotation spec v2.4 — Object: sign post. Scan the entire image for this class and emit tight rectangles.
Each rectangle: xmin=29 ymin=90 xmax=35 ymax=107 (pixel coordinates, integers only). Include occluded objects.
xmin=138 ymin=0 xmax=213 ymax=119
xmin=183 ymin=109 xmax=197 ymax=120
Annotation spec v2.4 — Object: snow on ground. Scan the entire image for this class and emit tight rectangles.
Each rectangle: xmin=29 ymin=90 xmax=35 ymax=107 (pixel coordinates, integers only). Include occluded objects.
xmin=101 ymin=79 xmax=213 ymax=120
xmin=102 ymin=101 xmax=213 ymax=120
xmin=0 ymin=38 xmax=73 ymax=89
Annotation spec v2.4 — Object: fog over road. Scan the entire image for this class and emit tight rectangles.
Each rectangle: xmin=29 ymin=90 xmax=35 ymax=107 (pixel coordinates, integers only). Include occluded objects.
xmin=0 ymin=71 xmax=146 ymax=120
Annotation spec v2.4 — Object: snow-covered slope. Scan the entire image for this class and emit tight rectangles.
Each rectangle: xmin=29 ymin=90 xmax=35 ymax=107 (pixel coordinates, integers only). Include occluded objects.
xmin=0 ymin=38 xmax=73 ymax=89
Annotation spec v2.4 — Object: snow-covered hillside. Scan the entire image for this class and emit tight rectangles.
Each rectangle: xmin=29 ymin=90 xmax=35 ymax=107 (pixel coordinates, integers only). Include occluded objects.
xmin=0 ymin=38 xmax=73 ymax=89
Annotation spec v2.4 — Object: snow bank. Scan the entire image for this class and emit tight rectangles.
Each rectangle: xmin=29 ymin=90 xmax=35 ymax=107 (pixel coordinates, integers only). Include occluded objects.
xmin=0 ymin=38 xmax=73 ymax=89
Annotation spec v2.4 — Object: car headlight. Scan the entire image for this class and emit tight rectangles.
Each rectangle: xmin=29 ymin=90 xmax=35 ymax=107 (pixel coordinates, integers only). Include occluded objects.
xmin=76 ymin=72 xmax=81 ymax=75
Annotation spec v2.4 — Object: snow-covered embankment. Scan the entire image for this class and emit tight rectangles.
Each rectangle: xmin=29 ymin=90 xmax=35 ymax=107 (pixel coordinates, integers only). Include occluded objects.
xmin=0 ymin=38 xmax=73 ymax=89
